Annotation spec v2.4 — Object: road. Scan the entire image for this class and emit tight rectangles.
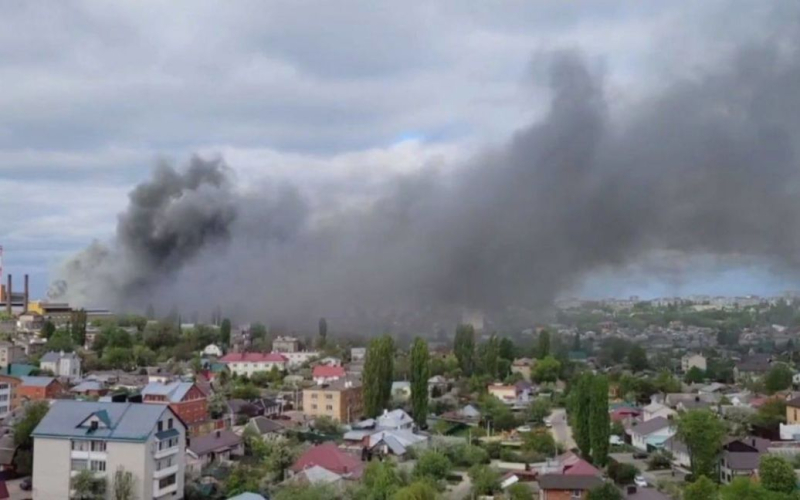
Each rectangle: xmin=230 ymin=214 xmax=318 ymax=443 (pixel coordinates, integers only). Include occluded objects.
xmin=549 ymin=408 xmax=576 ymax=450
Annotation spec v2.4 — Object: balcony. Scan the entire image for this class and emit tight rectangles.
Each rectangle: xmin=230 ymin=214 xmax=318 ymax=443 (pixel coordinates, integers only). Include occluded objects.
xmin=153 ymin=464 xmax=179 ymax=479
xmin=153 ymin=480 xmax=178 ymax=498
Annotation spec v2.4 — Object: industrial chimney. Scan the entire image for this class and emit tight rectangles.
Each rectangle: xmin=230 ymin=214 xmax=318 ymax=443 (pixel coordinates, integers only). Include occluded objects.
xmin=24 ymin=274 xmax=29 ymax=312
xmin=5 ymin=274 xmax=11 ymax=315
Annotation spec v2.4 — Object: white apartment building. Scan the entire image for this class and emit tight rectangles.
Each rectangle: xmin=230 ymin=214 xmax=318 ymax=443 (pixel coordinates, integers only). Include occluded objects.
xmin=40 ymin=351 xmax=82 ymax=380
xmin=681 ymin=353 xmax=707 ymax=373
xmin=32 ymin=400 xmax=186 ymax=500
xmin=219 ymin=352 xmax=288 ymax=377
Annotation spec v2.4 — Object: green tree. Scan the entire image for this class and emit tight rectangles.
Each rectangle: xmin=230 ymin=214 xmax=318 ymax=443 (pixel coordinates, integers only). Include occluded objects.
xmin=413 ymin=450 xmax=452 ymax=481
xmin=627 ymin=344 xmax=648 ymax=372
xmin=112 ymin=467 xmax=135 ymax=500
xmin=478 ymin=334 xmax=500 ymax=378
xmin=392 ymin=481 xmax=438 ymax=500
xmin=71 ymin=469 xmax=107 ymax=499
xmin=13 ymin=401 xmax=49 ymax=475
xmin=522 ymin=428 xmax=557 ymax=456
xmin=265 ymin=441 xmax=296 ymax=481
xmin=363 ymin=335 xmax=395 ymax=417
xmin=676 ymin=409 xmax=726 ymax=479
xmin=70 ymin=308 xmax=88 ymax=346
xmin=454 ymin=324 xmax=476 ymax=376
xmin=220 ymin=318 xmax=232 ymax=347
xmin=684 ymin=366 xmax=706 ymax=384
xmin=102 ymin=347 xmax=134 ymax=370
xmin=590 ymin=375 xmax=610 ymax=466
xmin=45 ymin=329 xmax=74 ymax=352
xmin=765 ymin=363 xmax=793 ymax=394
xmin=526 ymin=398 xmax=552 ymax=425
xmin=506 ymin=483 xmax=533 ymax=500
xmin=410 ymin=337 xmax=430 ymax=427
xmin=312 ymin=415 xmax=342 ymax=435
xmin=684 ymin=475 xmax=719 ymax=500
xmin=498 ymin=338 xmax=516 ymax=361
xmin=759 ymin=455 xmax=796 ymax=494
xmin=573 ymin=372 xmax=593 ymax=458
xmin=531 ymin=355 xmax=561 ymax=383
xmin=361 ymin=461 xmax=403 ymax=500
xmin=224 ymin=464 xmax=261 ymax=496
xmin=469 ymin=464 xmax=500 ymax=496
xmin=41 ymin=319 xmax=56 ymax=339
xmin=719 ymin=476 xmax=769 ymax=500
xmin=586 ymin=483 xmax=622 ymax=500
xmin=273 ymin=484 xmax=335 ymax=500
xmin=750 ymin=398 xmax=786 ymax=432
xmin=318 ymin=317 xmax=328 ymax=349
xmin=537 ymin=330 xmax=551 ymax=359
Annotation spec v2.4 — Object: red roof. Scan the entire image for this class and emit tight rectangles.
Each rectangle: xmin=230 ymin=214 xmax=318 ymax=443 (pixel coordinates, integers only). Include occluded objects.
xmin=611 ymin=408 xmax=641 ymax=422
xmin=219 ymin=352 xmax=288 ymax=363
xmin=290 ymin=442 xmax=364 ymax=478
xmin=564 ymin=459 xmax=601 ymax=476
xmin=312 ymin=366 xmax=346 ymax=378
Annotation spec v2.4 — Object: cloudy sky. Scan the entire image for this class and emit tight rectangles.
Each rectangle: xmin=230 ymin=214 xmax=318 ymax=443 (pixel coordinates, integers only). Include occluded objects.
xmin=1 ymin=1 xmax=794 ymax=301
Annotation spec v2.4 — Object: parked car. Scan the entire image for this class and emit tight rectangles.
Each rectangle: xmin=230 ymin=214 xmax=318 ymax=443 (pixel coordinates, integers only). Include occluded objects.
xmin=516 ymin=425 xmax=532 ymax=433
xmin=634 ymin=475 xmax=648 ymax=487
xmin=543 ymin=417 xmax=553 ymax=428
xmin=633 ymin=451 xmax=649 ymax=459
xmin=609 ymin=435 xmax=624 ymax=445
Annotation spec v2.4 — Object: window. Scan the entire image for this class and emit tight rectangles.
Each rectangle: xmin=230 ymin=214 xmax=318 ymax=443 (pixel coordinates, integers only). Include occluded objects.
xmin=0 ymin=395 xmax=9 ymax=402
xmin=168 ymin=418 xmax=173 ymax=430
xmin=71 ymin=459 xmax=88 ymax=471
xmin=326 ymin=405 xmax=333 ymax=410
xmin=158 ymin=474 xmax=177 ymax=489
xmin=90 ymin=441 xmax=106 ymax=452
xmin=71 ymin=440 xmax=89 ymax=451
xmin=0 ymin=383 xmax=8 ymax=390
xmin=311 ymin=394 xmax=318 ymax=399
xmin=90 ymin=460 xmax=106 ymax=472
xmin=158 ymin=421 xmax=163 ymax=432
xmin=157 ymin=437 xmax=179 ymax=451
xmin=571 ymin=491 xmax=582 ymax=499
xmin=325 ymin=394 xmax=333 ymax=400
xmin=311 ymin=404 xmax=318 ymax=410
xmin=157 ymin=456 xmax=174 ymax=471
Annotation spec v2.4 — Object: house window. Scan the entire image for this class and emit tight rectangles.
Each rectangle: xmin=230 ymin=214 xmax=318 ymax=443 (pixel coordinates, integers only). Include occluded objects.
xmin=157 ymin=456 xmax=174 ymax=470
xmin=90 ymin=441 xmax=106 ymax=452
xmin=325 ymin=394 xmax=333 ymax=400
xmin=311 ymin=404 xmax=318 ymax=410
xmin=571 ymin=490 xmax=583 ymax=499
xmin=311 ymin=394 xmax=318 ymax=399
xmin=158 ymin=421 xmax=163 ymax=432
xmin=0 ymin=384 xmax=8 ymax=390
xmin=71 ymin=459 xmax=88 ymax=471
xmin=158 ymin=474 xmax=177 ymax=489
xmin=326 ymin=405 xmax=333 ymax=410
xmin=71 ymin=440 xmax=89 ymax=451
xmin=168 ymin=418 xmax=173 ymax=430
xmin=90 ymin=460 xmax=106 ymax=472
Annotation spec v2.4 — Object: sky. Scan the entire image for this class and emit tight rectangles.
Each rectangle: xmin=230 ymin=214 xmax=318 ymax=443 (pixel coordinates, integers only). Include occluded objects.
xmin=1 ymin=1 xmax=796 ymax=303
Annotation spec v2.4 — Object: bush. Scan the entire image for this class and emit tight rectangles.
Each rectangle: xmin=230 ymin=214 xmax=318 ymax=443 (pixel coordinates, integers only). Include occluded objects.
xmin=455 ymin=444 xmax=489 ymax=467
xmin=483 ymin=441 xmax=502 ymax=459
xmin=607 ymin=460 xmax=638 ymax=485
xmin=647 ymin=452 xmax=671 ymax=471
xmin=413 ymin=450 xmax=452 ymax=481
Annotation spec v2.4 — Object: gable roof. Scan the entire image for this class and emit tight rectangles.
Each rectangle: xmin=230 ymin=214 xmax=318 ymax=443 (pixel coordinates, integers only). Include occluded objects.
xmin=71 ymin=381 xmax=104 ymax=393
xmin=312 ymin=366 xmax=346 ymax=379
xmin=291 ymin=442 xmax=364 ymax=478
xmin=32 ymin=401 xmax=177 ymax=442
xmin=630 ymin=417 xmax=673 ymax=436
xmin=220 ymin=352 xmax=288 ymax=363
xmin=188 ymin=429 xmax=242 ymax=456
xmin=20 ymin=376 xmax=56 ymax=387
xmin=538 ymin=474 xmax=603 ymax=490
xmin=141 ymin=381 xmax=195 ymax=403
xmin=377 ymin=409 xmax=413 ymax=429
xmin=249 ymin=416 xmax=285 ymax=434
xmin=41 ymin=351 xmax=78 ymax=363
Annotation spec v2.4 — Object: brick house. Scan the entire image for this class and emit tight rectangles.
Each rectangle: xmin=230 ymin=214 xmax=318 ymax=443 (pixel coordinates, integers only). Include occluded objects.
xmin=18 ymin=376 xmax=63 ymax=401
xmin=142 ymin=381 xmax=210 ymax=435
xmin=538 ymin=474 xmax=603 ymax=499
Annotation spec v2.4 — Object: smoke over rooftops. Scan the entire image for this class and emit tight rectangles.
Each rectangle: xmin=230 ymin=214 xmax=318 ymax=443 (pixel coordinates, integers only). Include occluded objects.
xmin=56 ymin=20 xmax=800 ymax=326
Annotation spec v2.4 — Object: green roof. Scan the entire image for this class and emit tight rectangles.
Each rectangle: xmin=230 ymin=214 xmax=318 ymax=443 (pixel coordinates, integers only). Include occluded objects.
xmin=5 ymin=364 xmax=37 ymax=376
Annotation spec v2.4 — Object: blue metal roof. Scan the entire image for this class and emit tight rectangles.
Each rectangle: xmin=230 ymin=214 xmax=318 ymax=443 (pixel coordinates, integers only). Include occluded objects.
xmin=32 ymin=401 xmax=176 ymax=442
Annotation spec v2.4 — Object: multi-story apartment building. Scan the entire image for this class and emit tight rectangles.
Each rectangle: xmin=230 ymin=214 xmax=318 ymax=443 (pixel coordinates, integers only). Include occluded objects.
xmin=32 ymin=400 xmax=186 ymax=500
xmin=219 ymin=352 xmax=288 ymax=377
xmin=0 ymin=374 xmax=20 ymax=418
xmin=302 ymin=378 xmax=363 ymax=423
xmin=40 ymin=351 xmax=82 ymax=380
xmin=0 ymin=341 xmax=26 ymax=369
xmin=142 ymin=381 xmax=211 ymax=436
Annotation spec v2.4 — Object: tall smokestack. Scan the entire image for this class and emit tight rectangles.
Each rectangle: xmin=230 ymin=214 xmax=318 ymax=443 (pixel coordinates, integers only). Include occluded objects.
xmin=5 ymin=274 xmax=11 ymax=315
xmin=24 ymin=274 xmax=29 ymax=312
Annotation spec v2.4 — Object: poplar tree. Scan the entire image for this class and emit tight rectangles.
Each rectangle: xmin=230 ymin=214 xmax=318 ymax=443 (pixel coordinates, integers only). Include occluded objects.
xmin=573 ymin=373 xmax=593 ymax=458
xmin=453 ymin=324 xmax=475 ymax=376
xmin=410 ymin=337 xmax=430 ymax=427
xmin=590 ymin=375 xmax=610 ymax=466
xmin=364 ymin=335 xmax=395 ymax=417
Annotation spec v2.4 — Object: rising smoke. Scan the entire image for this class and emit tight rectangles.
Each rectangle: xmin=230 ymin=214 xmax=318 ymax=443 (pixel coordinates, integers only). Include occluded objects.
xmin=57 ymin=18 xmax=800 ymax=329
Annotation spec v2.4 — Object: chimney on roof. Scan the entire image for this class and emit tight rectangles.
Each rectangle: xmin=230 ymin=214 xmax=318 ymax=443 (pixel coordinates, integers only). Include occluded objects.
xmin=24 ymin=274 xmax=29 ymax=312
xmin=5 ymin=274 xmax=11 ymax=315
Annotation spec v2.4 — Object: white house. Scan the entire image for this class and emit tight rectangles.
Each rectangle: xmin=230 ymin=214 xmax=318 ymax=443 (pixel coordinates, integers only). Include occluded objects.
xmin=31 ymin=400 xmax=186 ymax=500
xmin=351 ymin=348 xmax=366 ymax=363
xmin=282 ymin=351 xmax=320 ymax=368
xmin=628 ymin=417 xmax=676 ymax=452
xmin=663 ymin=435 xmax=691 ymax=468
xmin=39 ymin=351 xmax=81 ymax=380
xmin=220 ymin=352 xmax=288 ymax=377
xmin=202 ymin=344 xmax=223 ymax=357
xmin=681 ymin=353 xmax=707 ymax=372
xmin=377 ymin=409 xmax=414 ymax=430
xmin=642 ymin=402 xmax=677 ymax=421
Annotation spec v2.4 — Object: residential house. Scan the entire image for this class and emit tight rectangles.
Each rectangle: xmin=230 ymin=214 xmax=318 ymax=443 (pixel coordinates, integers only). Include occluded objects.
xmin=365 ymin=428 xmax=428 ymax=459
xmin=488 ymin=382 xmax=531 ymax=406
xmin=719 ymin=437 xmax=770 ymax=484
xmin=681 ymin=353 xmax=707 ymax=373
xmin=390 ymin=381 xmax=411 ymax=401
xmin=735 ymin=354 xmax=773 ymax=381
xmin=303 ymin=379 xmax=363 ymax=424
xmin=427 ymin=375 xmax=448 ymax=397
xmin=220 ymin=352 xmax=288 ymax=377
xmin=18 ymin=376 xmax=63 ymax=401
xmin=246 ymin=416 xmax=286 ymax=442
xmin=786 ymin=396 xmax=800 ymax=424
xmin=628 ymin=417 xmax=676 ymax=452
xmin=39 ymin=351 xmax=81 ymax=380
xmin=319 ymin=356 xmax=342 ymax=367
xmin=273 ymin=336 xmax=301 ymax=353
xmin=312 ymin=365 xmax=346 ymax=384
xmin=642 ymin=402 xmax=676 ymax=421
xmin=186 ymin=429 xmax=243 ymax=475
xmin=350 ymin=348 xmax=366 ymax=363
xmin=537 ymin=474 xmax=603 ymax=499
xmin=285 ymin=465 xmax=345 ymax=489
xmin=283 ymin=351 xmax=321 ymax=368
xmin=145 ymin=367 xmax=173 ymax=384
xmin=377 ymin=409 xmax=414 ymax=430
xmin=0 ymin=375 xmax=20 ymax=419
xmin=289 ymin=442 xmax=364 ymax=480
xmin=16 ymin=312 xmax=44 ymax=332
xmin=142 ymin=381 xmax=210 ymax=436
xmin=0 ymin=343 xmax=25 ymax=369
xmin=662 ymin=436 xmax=691 ymax=469
xmin=610 ymin=406 xmax=641 ymax=423
xmin=31 ymin=400 xmax=186 ymax=500
xmin=70 ymin=381 xmax=108 ymax=398
xmin=511 ymin=358 xmax=534 ymax=381
xmin=202 ymin=344 xmax=223 ymax=357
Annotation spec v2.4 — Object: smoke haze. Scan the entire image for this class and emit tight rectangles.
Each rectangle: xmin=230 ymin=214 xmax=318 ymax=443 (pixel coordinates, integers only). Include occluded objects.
xmin=57 ymin=17 xmax=800 ymax=328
